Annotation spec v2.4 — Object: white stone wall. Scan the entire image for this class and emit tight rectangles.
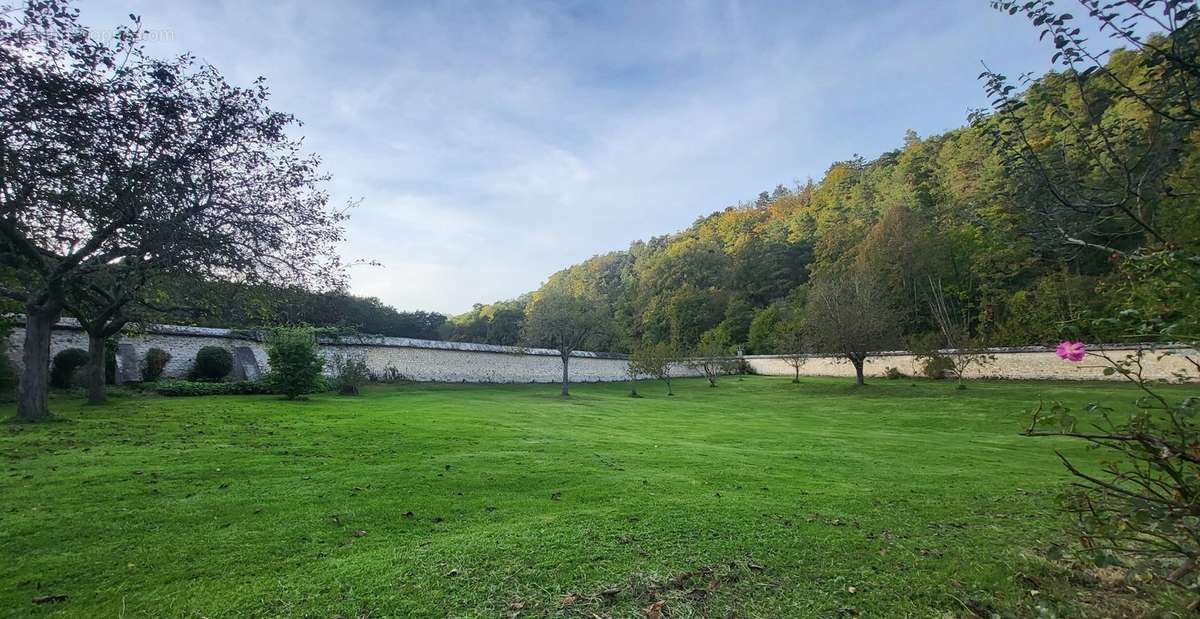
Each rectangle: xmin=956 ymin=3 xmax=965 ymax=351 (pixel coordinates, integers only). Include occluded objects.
xmin=6 ymin=321 xmax=645 ymax=384
xmin=8 ymin=319 xmax=1195 ymax=384
xmin=745 ymin=347 xmax=1198 ymax=382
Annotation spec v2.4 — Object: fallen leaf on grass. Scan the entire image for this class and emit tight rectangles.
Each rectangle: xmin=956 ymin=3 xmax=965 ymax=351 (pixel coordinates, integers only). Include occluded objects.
xmin=643 ymin=601 xmax=665 ymax=619
xmin=550 ymin=492 xmax=562 ymax=501
xmin=508 ymin=600 xmax=525 ymax=610
xmin=353 ymin=530 xmax=366 ymax=537
xmin=32 ymin=594 xmax=67 ymax=604
xmin=560 ymin=593 xmax=578 ymax=607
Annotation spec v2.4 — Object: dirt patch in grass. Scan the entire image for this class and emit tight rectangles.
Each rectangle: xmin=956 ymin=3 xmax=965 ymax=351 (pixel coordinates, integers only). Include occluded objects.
xmin=503 ymin=558 xmax=768 ymax=618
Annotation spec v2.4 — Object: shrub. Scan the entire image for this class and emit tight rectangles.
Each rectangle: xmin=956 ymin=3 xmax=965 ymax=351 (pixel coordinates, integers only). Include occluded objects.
xmin=920 ymin=355 xmax=955 ymax=379
xmin=154 ymin=379 xmax=271 ymax=397
xmin=142 ymin=348 xmax=171 ymax=382
xmin=883 ymin=366 xmax=907 ymax=380
xmin=50 ymin=347 xmax=89 ymax=388
xmin=265 ymin=327 xmax=325 ymax=399
xmin=371 ymin=364 xmax=406 ymax=383
xmin=329 ymin=352 xmax=370 ymax=396
xmin=191 ymin=346 xmax=233 ymax=382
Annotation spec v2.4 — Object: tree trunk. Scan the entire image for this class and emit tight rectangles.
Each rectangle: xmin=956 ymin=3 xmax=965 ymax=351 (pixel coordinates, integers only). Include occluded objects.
xmin=17 ymin=305 xmax=61 ymax=421
xmin=851 ymin=356 xmax=865 ymax=386
xmin=666 ymin=378 xmax=673 ymax=396
xmin=85 ymin=332 xmax=106 ymax=405
xmin=560 ymin=355 xmax=570 ymax=397
xmin=793 ymin=365 xmax=800 ymax=383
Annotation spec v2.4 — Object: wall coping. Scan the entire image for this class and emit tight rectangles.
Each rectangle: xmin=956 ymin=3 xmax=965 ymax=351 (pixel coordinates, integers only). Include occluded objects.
xmin=7 ymin=316 xmax=628 ymax=360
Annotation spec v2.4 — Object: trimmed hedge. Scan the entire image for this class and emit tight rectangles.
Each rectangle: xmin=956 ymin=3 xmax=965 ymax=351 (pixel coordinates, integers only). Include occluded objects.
xmin=155 ymin=379 xmax=272 ymax=397
xmin=142 ymin=348 xmax=171 ymax=382
xmin=50 ymin=348 xmax=90 ymax=388
xmin=153 ymin=378 xmax=332 ymax=397
xmin=191 ymin=346 xmax=233 ymax=381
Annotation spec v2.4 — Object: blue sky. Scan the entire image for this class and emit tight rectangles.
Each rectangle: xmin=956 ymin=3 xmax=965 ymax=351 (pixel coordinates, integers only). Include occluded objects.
xmin=79 ymin=1 xmax=1079 ymax=314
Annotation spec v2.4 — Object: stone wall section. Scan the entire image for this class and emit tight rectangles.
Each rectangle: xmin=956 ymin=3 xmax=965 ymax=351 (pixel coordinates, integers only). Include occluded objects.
xmin=6 ymin=320 xmax=648 ymax=384
xmin=6 ymin=319 xmax=1195 ymax=384
xmin=744 ymin=347 xmax=1197 ymax=382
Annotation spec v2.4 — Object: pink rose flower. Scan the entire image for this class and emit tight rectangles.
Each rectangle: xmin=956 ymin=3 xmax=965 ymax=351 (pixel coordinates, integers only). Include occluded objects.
xmin=1055 ymin=340 xmax=1086 ymax=362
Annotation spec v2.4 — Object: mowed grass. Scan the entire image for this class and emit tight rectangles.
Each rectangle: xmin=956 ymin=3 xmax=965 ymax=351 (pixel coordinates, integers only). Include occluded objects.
xmin=1 ymin=376 xmax=1192 ymax=617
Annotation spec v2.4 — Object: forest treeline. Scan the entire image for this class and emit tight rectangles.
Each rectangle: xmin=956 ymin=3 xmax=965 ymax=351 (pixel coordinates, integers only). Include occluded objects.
xmin=443 ymin=36 xmax=1198 ymax=354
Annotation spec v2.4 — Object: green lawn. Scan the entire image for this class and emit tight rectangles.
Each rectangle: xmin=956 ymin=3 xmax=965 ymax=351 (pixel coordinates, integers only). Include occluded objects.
xmin=0 ymin=376 xmax=1190 ymax=617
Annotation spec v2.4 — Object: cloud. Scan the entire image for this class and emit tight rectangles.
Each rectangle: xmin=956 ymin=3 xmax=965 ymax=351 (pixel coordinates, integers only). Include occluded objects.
xmin=76 ymin=0 xmax=1083 ymax=313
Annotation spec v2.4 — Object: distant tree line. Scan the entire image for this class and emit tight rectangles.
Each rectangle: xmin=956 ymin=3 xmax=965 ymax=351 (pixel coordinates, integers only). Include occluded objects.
xmin=137 ymin=279 xmax=449 ymax=341
xmin=449 ymin=26 xmax=1198 ymax=366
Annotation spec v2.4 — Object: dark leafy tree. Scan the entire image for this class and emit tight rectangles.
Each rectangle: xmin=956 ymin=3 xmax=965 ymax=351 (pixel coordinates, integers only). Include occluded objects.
xmin=0 ymin=2 xmax=347 ymax=419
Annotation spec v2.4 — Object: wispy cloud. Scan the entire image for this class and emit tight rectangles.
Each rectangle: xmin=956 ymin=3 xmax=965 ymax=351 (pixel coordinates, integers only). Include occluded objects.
xmin=79 ymin=0 xmax=1078 ymax=313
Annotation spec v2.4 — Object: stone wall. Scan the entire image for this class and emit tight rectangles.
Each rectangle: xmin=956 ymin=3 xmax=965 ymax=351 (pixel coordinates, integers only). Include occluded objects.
xmin=744 ymin=346 xmax=1198 ymax=382
xmin=6 ymin=320 xmax=647 ymax=384
xmin=7 ymin=319 xmax=1195 ymax=385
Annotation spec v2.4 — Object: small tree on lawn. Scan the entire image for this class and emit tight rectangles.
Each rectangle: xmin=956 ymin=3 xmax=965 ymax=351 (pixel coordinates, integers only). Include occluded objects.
xmin=774 ymin=321 xmax=809 ymax=384
xmin=805 ymin=268 xmax=900 ymax=386
xmin=629 ymin=341 xmax=678 ymax=396
xmin=522 ymin=290 xmax=609 ymax=397
xmin=927 ymin=277 xmax=994 ymax=389
xmin=266 ymin=327 xmax=326 ymax=400
xmin=687 ymin=328 xmax=736 ymax=388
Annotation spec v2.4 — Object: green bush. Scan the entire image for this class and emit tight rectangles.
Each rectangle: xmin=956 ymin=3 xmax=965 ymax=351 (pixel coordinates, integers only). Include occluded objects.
xmin=50 ymin=347 xmax=89 ymax=388
xmin=265 ymin=327 xmax=325 ymax=399
xmin=883 ymin=366 xmax=907 ymax=380
xmin=921 ymin=355 xmax=955 ymax=379
xmin=154 ymin=379 xmax=272 ymax=397
xmin=329 ymin=352 xmax=370 ymax=396
xmin=142 ymin=348 xmax=171 ymax=382
xmin=371 ymin=364 xmax=407 ymax=383
xmin=191 ymin=346 xmax=233 ymax=382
